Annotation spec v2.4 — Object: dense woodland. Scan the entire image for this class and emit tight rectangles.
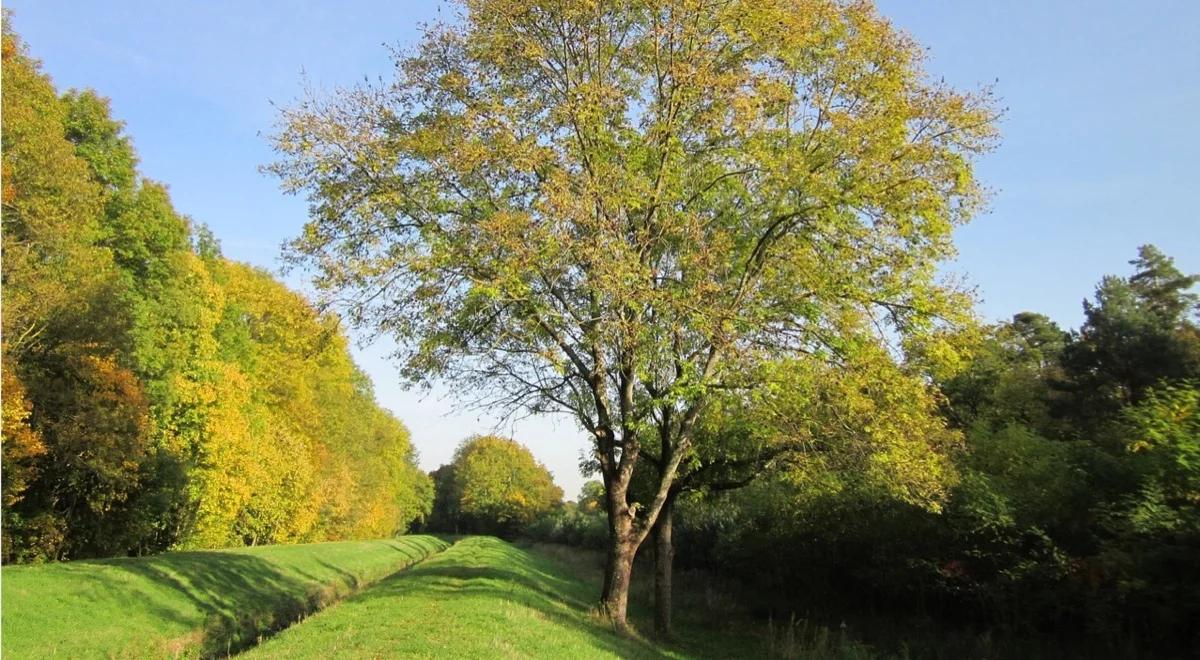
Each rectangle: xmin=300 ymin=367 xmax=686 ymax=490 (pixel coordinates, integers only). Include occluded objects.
xmin=2 ymin=1 xmax=1198 ymax=657
xmin=1 ymin=26 xmax=433 ymax=562
xmin=658 ymin=246 xmax=1200 ymax=652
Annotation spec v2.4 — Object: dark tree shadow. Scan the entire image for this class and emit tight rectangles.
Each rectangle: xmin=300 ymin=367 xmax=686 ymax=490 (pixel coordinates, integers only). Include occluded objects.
xmin=49 ymin=536 xmax=448 ymax=657
xmin=263 ymin=537 xmax=745 ymax=659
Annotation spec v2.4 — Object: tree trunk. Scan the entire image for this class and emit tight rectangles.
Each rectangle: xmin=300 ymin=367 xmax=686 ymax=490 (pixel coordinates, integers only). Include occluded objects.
xmin=600 ymin=535 xmax=636 ymax=631
xmin=599 ymin=474 xmax=640 ymax=632
xmin=654 ymin=496 xmax=675 ymax=638
xmin=600 ymin=474 xmax=617 ymax=602
xmin=596 ymin=419 xmax=695 ymax=631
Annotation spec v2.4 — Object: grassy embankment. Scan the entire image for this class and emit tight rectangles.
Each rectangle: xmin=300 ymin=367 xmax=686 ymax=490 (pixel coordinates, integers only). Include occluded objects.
xmin=246 ymin=536 xmax=770 ymax=659
xmin=5 ymin=534 xmax=874 ymax=659
xmin=1 ymin=535 xmax=449 ymax=658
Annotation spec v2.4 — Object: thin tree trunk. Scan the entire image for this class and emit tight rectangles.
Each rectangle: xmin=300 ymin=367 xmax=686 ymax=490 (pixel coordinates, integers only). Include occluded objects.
xmin=654 ymin=495 xmax=675 ymax=638
xmin=601 ymin=537 xmax=616 ymax=601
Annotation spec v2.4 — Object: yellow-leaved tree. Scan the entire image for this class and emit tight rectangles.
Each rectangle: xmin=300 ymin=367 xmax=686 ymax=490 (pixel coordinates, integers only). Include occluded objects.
xmin=269 ymin=0 xmax=997 ymax=628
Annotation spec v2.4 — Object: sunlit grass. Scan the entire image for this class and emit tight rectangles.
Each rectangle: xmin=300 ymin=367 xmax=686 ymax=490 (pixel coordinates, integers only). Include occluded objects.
xmin=3 ymin=535 xmax=772 ymax=659
xmin=0 ymin=535 xmax=449 ymax=658
xmin=247 ymin=536 xmax=767 ymax=659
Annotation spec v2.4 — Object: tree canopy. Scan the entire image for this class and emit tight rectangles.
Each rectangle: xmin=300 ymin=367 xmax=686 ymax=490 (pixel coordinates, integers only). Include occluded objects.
xmin=1 ymin=23 xmax=432 ymax=561
xmin=270 ymin=0 xmax=997 ymax=627
xmin=427 ymin=435 xmax=563 ymax=537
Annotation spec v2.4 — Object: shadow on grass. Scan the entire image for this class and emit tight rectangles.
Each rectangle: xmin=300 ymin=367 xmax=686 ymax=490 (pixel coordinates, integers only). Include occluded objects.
xmin=518 ymin=540 xmax=774 ymax=660
xmin=324 ymin=538 xmax=677 ymax=659
xmin=84 ymin=552 xmax=311 ymax=656
xmin=59 ymin=536 xmax=447 ymax=658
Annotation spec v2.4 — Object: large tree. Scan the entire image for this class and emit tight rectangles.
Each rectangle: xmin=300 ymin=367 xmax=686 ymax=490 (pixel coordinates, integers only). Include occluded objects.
xmin=428 ymin=435 xmax=563 ymax=536
xmin=269 ymin=0 xmax=997 ymax=628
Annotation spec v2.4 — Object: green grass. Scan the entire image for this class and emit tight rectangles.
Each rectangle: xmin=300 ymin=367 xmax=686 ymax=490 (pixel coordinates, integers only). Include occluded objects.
xmin=1 ymin=535 xmax=449 ymax=658
xmin=246 ymin=536 xmax=767 ymax=659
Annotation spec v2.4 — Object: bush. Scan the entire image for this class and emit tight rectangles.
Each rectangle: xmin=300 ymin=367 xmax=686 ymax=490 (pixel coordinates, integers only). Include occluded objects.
xmin=526 ymin=504 xmax=608 ymax=550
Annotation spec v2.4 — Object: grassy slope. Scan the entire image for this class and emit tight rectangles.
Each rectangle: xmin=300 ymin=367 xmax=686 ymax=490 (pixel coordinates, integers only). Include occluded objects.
xmin=1 ymin=535 xmax=448 ymax=658
xmin=247 ymin=536 xmax=767 ymax=659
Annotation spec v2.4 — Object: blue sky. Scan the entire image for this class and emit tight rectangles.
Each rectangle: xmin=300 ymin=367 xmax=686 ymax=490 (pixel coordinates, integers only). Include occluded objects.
xmin=8 ymin=1 xmax=1197 ymax=497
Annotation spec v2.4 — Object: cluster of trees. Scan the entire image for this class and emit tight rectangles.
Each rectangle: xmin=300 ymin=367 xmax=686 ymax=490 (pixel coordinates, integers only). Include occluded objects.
xmin=1 ymin=24 xmax=433 ymax=562
xmin=666 ymin=246 xmax=1199 ymax=651
xmin=427 ymin=435 xmax=563 ymax=537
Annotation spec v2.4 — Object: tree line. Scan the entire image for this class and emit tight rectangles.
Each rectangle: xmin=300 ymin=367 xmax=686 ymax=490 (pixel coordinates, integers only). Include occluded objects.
xmin=1 ymin=24 xmax=433 ymax=562
xmin=657 ymin=246 xmax=1199 ymax=653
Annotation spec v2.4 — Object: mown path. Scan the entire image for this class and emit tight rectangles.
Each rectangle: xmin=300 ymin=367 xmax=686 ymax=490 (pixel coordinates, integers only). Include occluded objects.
xmin=245 ymin=536 xmax=764 ymax=659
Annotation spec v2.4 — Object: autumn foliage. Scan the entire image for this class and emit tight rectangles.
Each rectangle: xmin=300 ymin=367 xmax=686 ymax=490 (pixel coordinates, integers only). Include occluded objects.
xmin=428 ymin=435 xmax=563 ymax=537
xmin=0 ymin=25 xmax=432 ymax=562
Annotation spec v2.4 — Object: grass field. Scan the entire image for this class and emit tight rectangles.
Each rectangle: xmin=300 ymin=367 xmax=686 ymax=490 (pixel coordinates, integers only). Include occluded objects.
xmin=0 ymin=535 xmax=449 ymax=658
xmin=3 ymin=535 xmax=781 ymax=659
xmin=245 ymin=536 xmax=768 ymax=659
